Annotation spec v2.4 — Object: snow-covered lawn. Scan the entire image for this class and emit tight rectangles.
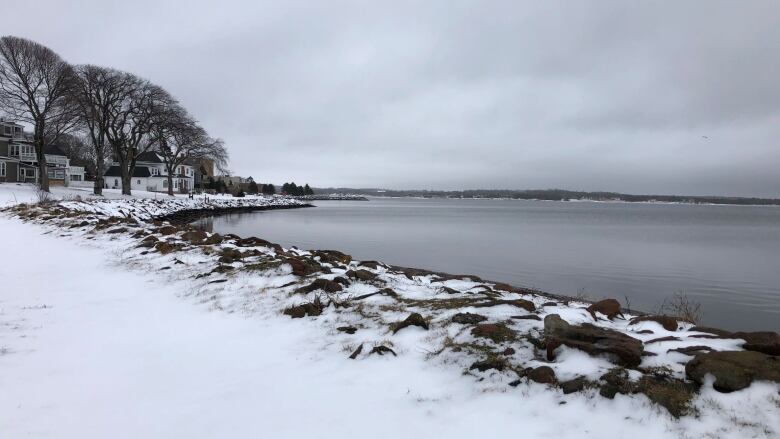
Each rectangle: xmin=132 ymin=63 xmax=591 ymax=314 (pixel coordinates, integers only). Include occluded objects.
xmin=1 ymin=184 xmax=778 ymax=438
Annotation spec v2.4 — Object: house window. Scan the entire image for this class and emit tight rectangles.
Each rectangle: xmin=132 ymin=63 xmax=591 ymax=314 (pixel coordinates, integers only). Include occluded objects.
xmin=70 ymin=174 xmax=82 ymax=181
xmin=114 ymin=178 xmax=119 ymax=187
xmin=163 ymin=180 xmax=168 ymax=188
xmin=0 ymin=161 xmax=5 ymax=177
xmin=137 ymin=179 xmax=141 ymax=184
xmin=3 ymin=126 xmax=10 ymax=135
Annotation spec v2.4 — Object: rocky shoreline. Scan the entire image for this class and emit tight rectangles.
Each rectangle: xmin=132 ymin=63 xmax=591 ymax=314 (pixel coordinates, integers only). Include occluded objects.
xmin=4 ymin=198 xmax=779 ymax=425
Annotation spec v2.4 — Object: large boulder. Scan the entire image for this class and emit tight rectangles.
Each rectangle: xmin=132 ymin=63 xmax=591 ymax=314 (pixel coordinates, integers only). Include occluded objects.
xmin=731 ymin=331 xmax=780 ymax=356
xmin=312 ymin=250 xmax=352 ymax=265
xmin=685 ymin=350 xmax=780 ymax=392
xmin=527 ymin=366 xmax=556 ymax=384
xmin=545 ymin=314 xmax=644 ymax=368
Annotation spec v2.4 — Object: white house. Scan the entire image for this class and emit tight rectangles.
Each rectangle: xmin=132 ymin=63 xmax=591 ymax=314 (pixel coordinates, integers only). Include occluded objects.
xmin=104 ymin=151 xmax=194 ymax=193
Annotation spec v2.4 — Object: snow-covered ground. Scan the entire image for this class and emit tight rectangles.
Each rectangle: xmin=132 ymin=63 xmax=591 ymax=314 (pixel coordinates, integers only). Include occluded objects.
xmin=1 ymin=183 xmax=778 ymax=438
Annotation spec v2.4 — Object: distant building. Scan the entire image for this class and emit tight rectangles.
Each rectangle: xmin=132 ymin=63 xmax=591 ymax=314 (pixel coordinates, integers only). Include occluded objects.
xmin=0 ymin=120 xmax=84 ymax=185
xmin=103 ymin=151 xmax=194 ymax=193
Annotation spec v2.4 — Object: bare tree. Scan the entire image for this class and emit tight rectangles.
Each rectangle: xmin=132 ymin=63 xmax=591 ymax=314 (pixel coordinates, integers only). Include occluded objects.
xmin=0 ymin=36 xmax=78 ymax=192
xmin=104 ymin=75 xmax=175 ymax=195
xmin=72 ymin=65 xmax=135 ymax=195
xmin=151 ymin=104 xmax=229 ymax=196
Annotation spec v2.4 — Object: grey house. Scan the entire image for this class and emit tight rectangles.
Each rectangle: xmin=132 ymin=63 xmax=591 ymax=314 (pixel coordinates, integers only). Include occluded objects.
xmin=0 ymin=120 xmax=84 ymax=185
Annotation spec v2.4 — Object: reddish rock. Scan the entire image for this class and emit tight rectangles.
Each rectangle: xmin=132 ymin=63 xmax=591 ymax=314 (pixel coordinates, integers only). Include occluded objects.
xmin=629 ymin=315 xmax=688 ymax=331
xmin=527 ymin=366 xmax=556 ymax=384
xmin=587 ymin=299 xmax=623 ymax=320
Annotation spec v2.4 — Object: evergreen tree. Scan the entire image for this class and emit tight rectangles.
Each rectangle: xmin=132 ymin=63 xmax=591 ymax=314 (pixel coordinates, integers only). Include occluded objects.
xmin=248 ymin=180 xmax=258 ymax=194
xmin=304 ymin=184 xmax=313 ymax=195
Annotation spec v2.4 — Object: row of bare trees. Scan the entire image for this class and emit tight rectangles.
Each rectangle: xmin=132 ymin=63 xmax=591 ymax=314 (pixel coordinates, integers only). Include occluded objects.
xmin=0 ymin=35 xmax=228 ymax=195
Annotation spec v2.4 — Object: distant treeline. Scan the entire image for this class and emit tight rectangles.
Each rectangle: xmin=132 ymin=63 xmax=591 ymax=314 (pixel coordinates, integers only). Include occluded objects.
xmin=281 ymin=182 xmax=314 ymax=196
xmin=313 ymin=188 xmax=780 ymax=206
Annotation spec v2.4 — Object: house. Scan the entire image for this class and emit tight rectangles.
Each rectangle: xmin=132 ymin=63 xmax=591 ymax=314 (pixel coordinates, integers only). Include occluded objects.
xmin=103 ymin=151 xmax=194 ymax=193
xmin=0 ymin=120 xmax=84 ymax=185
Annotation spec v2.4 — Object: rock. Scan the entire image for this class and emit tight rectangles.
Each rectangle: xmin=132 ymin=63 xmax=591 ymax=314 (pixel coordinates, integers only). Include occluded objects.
xmin=106 ymin=227 xmax=127 ymax=234
xmin=690 ymin=326 xmax=732 ymax=337
xmin=473 ymin=299 xmax=536 ymax=312
xmin=451 ymin=312 xmax=488 ymax=325
xmin=646 ymin=336 xmax=681 ymax=344
xmin=440 ymin=286 xmax=461 ymax=295
xmin=369 ymin=345 xmax=397 ymax=357
xmin=502 ymin=347 xmax=516 ymax=355
xmin=545 ymin=314 xmax=644 ymax=368
xmin=219 ymin=248 xmax=243 ymax=264
xmin=286 ymin=257 xmax=325 ymax=276
xmin=358 ymin=260 xmax=383 ymax=269
xmin=599 ymin=368 xmax=633 ymax=399
xmin=139 ymin=236 xmax=158 ymax=248
xmin=349 ymin=344 xmax=363 ymax=359
xmin=296 ymin=278 xmax=343 ymax=294
xmin=332 ymin=276 xmax=351 ymax=286
xmin=202 ymin=233 xmax=224 ymax=245
xmin=337 ymin=326 xmax=357 ymax=334
xmin=345 ymin=269 xmax=377 ymax=281
xmin=180 ymin=230 xmax=208 ymax=244
xmin=560 ymin=377 xmax=588 ymax=394
xmin=527 ymin=366 xmax=556 ymax=384
xmin=471 ymin=323 xmax=517 ymax=343
xmin=470 ymin=359 xmax=506 ymax=372
xmin=629 ymin=315 xmax=688 ymax=332
xmin=542 ymin=301 xmax=558 ymax=307
xmin=668 ymin=345 xmax=714 ymax=356
xmin=635 ymin=376 xmax=697 ymax=418
xmin=392 ymin=313 xmax=429 ymax=334
xmin=492 ymin=283 xmax=515 ymax=292
xmin=312 ymin=250 xmax=352 ymax=265
xmin=154 ymin=241 xmax=182 ymax=255
xmin=236 ymin=236 xmax=278 ymax=250
xmin=732 ymin=331 xmax=780 ymax=355
xmin=157 ymin=225 xmax=177 ymax=235
xmin=352 ymin=288 xmax=398 ymax=301
xmin=283 ymin=297 xmax=325 ymax=318
xmin=685 ymin=350 xmax=780 ymax=392
xmin=511 ymin=315 xmax=542 ymax=321
xmin=586 ymin=299 xmax=623 ymax=320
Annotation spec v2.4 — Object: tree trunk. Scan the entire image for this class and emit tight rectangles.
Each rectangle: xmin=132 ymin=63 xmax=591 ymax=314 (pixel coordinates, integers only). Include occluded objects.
xmin=120 ymin=162 xmax=131 ymax=195
xmin=34 ymin=129 xmax=50 ymax=192
xmin=167 ymin=171 xmax=174 ymax=196
xmin=93 ymin=151 xmax=104 ymax=196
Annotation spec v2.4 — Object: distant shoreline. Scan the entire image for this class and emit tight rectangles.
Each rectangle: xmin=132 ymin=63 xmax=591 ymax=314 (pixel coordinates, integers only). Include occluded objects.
xmin=356 ymin=195 xmax=780 ymax=207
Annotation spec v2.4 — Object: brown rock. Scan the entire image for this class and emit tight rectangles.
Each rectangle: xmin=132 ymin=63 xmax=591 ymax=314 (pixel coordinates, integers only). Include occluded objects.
xmin=587 ymin=299 xmax=623 ymax=320
xmin=180 ymin=230 xmax=208 ymax=244
xmin=392 ymin=313 xmax=429 ymax=334
xmin=629 ymin=315 xmax=688 ymax=332
xmin=312 ymin=250 xmax=352 ymax=265
xmin=470 ymin=358 xmax=506 ymax=372
xmin=286 ymin=257 xmax=324 ymax=276
xmin=545 ymin=314 xmax=644 ymax=368
xmin=527 ymin=366 xmax=556 ymax=384
xmin=157 ymin=225 xmax=177 ymax=235
xmin=473 ymin=299 xmax=535 ymax=312
xmin=296 ymin=278 xmax=343 ymax=294
xmin=732 ymin=331 xmax=780 ymax=356
xmin=345 ymin=269 xmax=377 ymax=281
xmin=685 ymin=350 xmax=780 ymax=392
xmin=283 ymin=297 xmax=326 ymax=318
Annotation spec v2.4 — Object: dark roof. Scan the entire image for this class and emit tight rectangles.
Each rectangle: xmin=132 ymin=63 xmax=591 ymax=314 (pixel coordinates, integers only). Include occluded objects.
xmin=104 ymin=166 xmax=152 ymax=178
xmin=136 ymin=151 xmax=164 ymax=163
xmin=43 ymin=145 xmax=67 ymax=156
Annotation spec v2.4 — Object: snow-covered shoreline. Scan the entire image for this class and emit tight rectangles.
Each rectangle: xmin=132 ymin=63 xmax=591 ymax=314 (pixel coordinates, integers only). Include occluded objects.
xmin=1 ymin=185 xmax=778 ymax=438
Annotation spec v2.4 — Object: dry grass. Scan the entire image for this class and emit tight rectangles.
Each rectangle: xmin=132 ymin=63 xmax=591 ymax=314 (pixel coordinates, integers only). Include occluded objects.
xmin=658 ymin=291 xmax=702 ymax=324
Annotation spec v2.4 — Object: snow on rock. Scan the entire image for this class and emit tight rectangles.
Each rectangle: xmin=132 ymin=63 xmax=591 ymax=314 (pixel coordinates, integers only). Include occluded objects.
xmin=1 ymin=195 xmax=779 ymax=438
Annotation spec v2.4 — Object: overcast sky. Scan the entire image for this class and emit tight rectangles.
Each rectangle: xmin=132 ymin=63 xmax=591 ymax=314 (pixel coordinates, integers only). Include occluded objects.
xmin=6 ymin=1 xmax=780 ymax=196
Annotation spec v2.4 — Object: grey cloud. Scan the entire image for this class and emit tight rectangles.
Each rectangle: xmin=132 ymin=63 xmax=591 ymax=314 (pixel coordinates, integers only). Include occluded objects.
xmin=5 ymin=0 xmax=780 ymax=196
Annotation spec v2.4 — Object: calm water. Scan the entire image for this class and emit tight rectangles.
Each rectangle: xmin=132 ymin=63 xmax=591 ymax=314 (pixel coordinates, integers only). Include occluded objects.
xmin=196 ymin=198 xmax=780 ymax=331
